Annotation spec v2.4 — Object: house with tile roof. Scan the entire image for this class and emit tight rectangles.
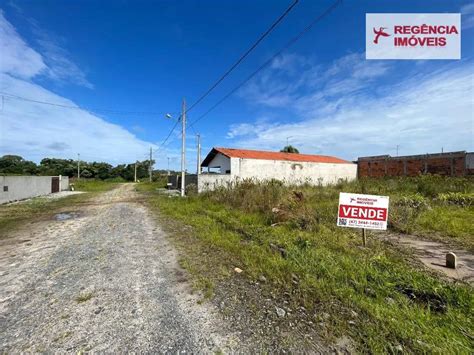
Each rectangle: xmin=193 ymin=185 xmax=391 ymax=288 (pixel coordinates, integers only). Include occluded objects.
xmin=198 ymin=147 xmax=357 ymax=192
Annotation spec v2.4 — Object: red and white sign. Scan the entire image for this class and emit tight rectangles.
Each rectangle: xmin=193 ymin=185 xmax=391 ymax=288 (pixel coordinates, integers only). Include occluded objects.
xmin=366 ymin=13 xmax=461 ymax=60
xmin=337 ymin=193 xmax=389 ymax=230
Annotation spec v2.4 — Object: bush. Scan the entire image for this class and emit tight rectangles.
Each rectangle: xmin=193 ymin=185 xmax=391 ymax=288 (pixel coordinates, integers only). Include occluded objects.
xmin=186 ymin=183 xmax=198 ymax=196
xmin=389 ymin=194 xmax=429 ymax=232
xmin=437 ymin=192 xmax=474 ymax=207
xmin=205 ymin=179 xmax=286 ymax=215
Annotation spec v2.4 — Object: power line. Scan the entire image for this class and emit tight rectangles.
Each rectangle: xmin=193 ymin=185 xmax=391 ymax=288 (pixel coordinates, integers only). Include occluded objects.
xmin=188 ymin=0 xmax=342 ymax=128
xmin=185 ymin=0 xmax=299 ymax=115
xmin=0 ymin=92 xmax=170 ymax=116
xmin=153 ymin=118 xmax=181 ymax=153
xmin=152 ymin=0 xmax=299 ymax=153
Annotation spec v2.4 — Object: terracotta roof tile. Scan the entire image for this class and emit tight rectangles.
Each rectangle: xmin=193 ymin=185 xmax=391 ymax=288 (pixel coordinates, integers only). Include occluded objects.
xmin=202 ymin=147 xmax=351 ymax=165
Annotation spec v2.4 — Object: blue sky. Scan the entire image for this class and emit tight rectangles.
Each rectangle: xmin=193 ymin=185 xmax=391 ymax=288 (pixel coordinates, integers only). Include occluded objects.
xmin=0 ymin=0 xmax=473 ymax=171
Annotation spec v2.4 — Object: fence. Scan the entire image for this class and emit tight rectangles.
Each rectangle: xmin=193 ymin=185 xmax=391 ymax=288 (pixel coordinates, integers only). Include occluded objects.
xmin=167 ymin=174 xmax=198 ymax=190
xmin=0 ymin=175 xmax=69 ymax=204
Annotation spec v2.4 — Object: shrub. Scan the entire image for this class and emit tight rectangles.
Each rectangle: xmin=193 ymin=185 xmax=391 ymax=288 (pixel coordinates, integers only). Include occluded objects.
xmin=437 ymin=192 xmax=474 ymax=207
xmin=389 ymin=194 xmax=429 ymax=232
xmin=186 ymin=183 xmax=198 ymax=196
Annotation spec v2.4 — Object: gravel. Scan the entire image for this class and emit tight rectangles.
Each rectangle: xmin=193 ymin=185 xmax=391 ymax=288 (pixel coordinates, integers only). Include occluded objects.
xmin=39 ymin=191 xmax=85 ymax=200
xmin=0 ymin=184 xmax=238 ymax=352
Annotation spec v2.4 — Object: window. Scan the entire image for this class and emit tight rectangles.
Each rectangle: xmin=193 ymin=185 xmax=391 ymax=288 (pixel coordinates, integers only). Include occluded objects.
xmin=3 ymin=186 xmax=8 ymax=192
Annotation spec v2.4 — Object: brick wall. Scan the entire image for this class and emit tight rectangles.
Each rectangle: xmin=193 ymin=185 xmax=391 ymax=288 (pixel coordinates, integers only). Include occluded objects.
xmin=358 ymin=151 xmax=472 ymax=178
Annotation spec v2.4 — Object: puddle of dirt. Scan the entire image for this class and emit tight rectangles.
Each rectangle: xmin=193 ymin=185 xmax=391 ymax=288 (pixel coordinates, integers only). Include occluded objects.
xmin=54 ymin=212 xmax=81 ymax=221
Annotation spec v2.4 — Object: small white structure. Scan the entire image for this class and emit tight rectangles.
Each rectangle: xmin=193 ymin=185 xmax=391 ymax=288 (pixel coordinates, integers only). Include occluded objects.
xmin=198 ymin=147 xmax=357 ymax=192
xmin=0 ymin=175 xmax=69 ymax=204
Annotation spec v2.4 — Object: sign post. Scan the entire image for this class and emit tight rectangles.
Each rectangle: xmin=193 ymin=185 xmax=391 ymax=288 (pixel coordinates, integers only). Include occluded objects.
xmin=337 ymin=192 xmax=389 ymax=246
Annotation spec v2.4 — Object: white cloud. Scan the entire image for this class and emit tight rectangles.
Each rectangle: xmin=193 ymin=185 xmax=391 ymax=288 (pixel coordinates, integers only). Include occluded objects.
xmin=31 ymin=22 xmax=93 ymax=89
xmin=0 ymin=10 xmax=46 ymax=79
xmin=0 ymin=74 xmax=156 ymax=163
xmin=229 ymin=53 xmax=473 ymax=160
xmin=0 ymin=11 xmax=155 ymax=164
xmin=0 ymin=9 xmax=92 ymax=88
xmin=461 ymin=2 xmax=474 ymax=29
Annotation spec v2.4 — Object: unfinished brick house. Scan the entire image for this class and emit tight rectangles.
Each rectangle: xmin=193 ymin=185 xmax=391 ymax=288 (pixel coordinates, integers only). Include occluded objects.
xmin=358 ymin=151 xmax=474 ymax=178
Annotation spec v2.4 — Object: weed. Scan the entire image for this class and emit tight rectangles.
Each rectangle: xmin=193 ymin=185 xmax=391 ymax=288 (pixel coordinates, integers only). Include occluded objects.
xmin=140 ymin=176 xmax=474 ymax=353
xmin=437 ymin=192 xmax=474 ymax=207
xmin=75 ymin=291 xmax=94 ymax=303
xmin=72 ymin=179 xmax=119 ymax=192
xmin=0 ymin=193 xmax=92 ymax=237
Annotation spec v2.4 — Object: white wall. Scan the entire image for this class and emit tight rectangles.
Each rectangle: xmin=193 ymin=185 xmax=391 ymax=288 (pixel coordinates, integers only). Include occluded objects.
xmin=0 ymin=176 xmax=69 ymax=204
xmin=231 ymin=158 xmax=357 ymax=185
xmin=60 ymin=176 xmax=69 ymax=191
xmin=205 ymin=153 xmax=231 ymax=173
xmin=197 ymin=173 xmax=234 ymax=193
xmin=199 ymin=156 xmax=357 ymax=192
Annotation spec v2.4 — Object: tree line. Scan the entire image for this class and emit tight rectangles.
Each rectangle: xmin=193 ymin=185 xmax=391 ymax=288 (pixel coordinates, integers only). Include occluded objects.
xmin=0 ymin=155 xmax=174 ymax=181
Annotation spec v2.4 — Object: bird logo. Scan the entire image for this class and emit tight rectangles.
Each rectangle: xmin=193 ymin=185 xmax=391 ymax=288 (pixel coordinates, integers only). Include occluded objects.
xmin=373 ymin=27 xmax=390 ymax=44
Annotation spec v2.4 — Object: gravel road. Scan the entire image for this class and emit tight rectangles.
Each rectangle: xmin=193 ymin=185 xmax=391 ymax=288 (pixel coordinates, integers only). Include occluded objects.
xmin=0 ymin=184 xmax=238 ymax=352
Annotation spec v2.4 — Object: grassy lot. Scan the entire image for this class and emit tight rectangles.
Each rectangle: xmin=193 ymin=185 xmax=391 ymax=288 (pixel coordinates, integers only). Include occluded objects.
xmin=137 ymin=176 xmax=474 ymax=353
xmin=0 ymin=180 xmax=118 ymax=237
xmin=71 ymin=179 xmax=122 ymax=192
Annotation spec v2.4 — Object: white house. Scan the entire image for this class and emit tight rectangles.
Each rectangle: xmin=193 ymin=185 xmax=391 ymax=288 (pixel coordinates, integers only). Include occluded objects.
xmin=198 ymin=147 xmax=357 ymax=192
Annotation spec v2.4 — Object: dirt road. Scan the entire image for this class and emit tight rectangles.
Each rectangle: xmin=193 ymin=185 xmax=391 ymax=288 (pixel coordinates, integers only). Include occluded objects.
xmin=0 ymin=184 xmax=238 ymax=352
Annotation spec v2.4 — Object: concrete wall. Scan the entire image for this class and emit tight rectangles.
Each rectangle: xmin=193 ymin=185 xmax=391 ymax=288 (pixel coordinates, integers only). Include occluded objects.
xmin=198 ymin=154 xmax=357 ymax=192
xmin=466 ymin=152 xmax=474 ymax=175
xmin=206 ymin=153 xmax=231 ymax=173
xmin=231 ymin=157 xmax=357 ymax=185
xmin=60 ymin=176 xmax=69 ymax=191
xmin=0 ymin=176 xmax=69 ymax=204
xmin=197 ymin=173 xmax=235 ymax=192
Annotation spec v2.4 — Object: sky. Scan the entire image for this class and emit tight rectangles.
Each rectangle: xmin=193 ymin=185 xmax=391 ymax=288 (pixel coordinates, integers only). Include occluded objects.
xmin=0 ymin=0 xmax=473 ymax=172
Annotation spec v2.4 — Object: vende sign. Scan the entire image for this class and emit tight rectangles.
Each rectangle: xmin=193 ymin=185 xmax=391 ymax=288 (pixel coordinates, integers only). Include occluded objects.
xmin=337 ymin=193 xmax=389 ymax=230
xmin=366 ymin=13 xmax=461 ymax=60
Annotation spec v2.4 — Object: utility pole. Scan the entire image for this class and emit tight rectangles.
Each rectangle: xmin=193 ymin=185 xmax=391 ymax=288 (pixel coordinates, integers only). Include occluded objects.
xmin=196 ymin=134 xmax=201 ymax=175
xmin=77 ymin=153 xmax=80 ymax=180
xmin=181 ymin=98 xmax=186 ymax=197
xmin=149 ymin=147 xmax=153 ymax=182
xmin=396 ymin=145 xmax=400 ymax=157
xmin=167 ymin=157 xmax=170 ymax=176
xmin=134 ymin=161 xmax=137 ymax=182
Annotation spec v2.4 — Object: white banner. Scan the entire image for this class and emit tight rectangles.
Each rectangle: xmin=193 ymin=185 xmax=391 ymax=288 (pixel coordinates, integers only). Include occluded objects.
xmin=366 ymin=13 xmax=461 ymax=60
xmin=337 ymin=193 xmax=389 ymax=231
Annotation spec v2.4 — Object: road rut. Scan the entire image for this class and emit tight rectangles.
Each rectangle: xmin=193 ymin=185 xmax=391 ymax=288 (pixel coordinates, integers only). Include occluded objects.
xmin=0 ymin=184 xmax=237 ymax=352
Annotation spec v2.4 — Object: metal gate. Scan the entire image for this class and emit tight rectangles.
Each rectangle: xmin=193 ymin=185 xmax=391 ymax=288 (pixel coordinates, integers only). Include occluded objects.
xmin=51 ymin=177 xmax=60 ymax=193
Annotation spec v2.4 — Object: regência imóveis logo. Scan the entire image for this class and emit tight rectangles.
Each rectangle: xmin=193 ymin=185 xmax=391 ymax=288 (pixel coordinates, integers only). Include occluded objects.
xmin=366 ymin=13 xmax=460 ymax=60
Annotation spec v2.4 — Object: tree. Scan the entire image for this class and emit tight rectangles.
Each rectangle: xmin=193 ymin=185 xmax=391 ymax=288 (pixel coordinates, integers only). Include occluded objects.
xmin=0 ymin=155 xmax=156 ymax=181
xmin=0 ymin=155 xmax=38 ymax=174
xmin=80 ymin=169 xmax=93 ymax=178
xmin=280 ymin=145 xmax=299 ymax=154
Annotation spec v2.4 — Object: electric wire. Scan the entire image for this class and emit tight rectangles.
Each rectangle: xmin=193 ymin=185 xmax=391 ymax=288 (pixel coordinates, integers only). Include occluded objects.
xmin=184 ymin=0 xmax=299 ymax=115
xmin=0 ymin=92 xmax=171 ymax=116
xmin=188 ymin=0 xmax=342 ymax=128
xmin=153 ymin=0 xmax=300 ymax=152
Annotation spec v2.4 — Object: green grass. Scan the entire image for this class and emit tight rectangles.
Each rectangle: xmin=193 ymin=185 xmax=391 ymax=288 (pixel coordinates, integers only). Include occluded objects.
xmin=141 ymin=176 xmax=474 ymax=353
xmin=0 ymin=179 xmax=118 ymax=236
xmin=134 ymin=181 xmax=164 ymax=192
xmin=72 ymin=179 xmax=121 ymax=192
xmin=0 ymin=193 xmax=90 ymax=237
xmin=75 ymin=291 xmax=94 ymax=303
xmin=416 ymin=206 xmax=474 ymax=248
